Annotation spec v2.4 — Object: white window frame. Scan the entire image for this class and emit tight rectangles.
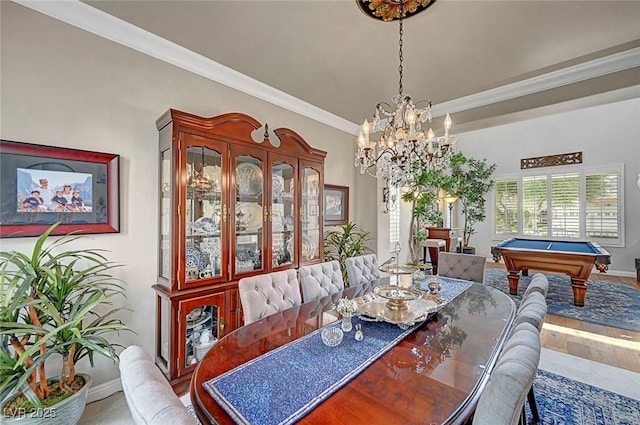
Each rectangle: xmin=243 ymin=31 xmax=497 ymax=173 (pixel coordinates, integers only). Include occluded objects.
xmin=491 ymin=163 xmax=624 ymax=247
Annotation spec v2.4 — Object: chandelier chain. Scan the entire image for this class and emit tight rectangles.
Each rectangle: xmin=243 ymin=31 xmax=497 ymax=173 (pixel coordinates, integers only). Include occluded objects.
xmin=398 ymin=0 xmax=404 ymax=97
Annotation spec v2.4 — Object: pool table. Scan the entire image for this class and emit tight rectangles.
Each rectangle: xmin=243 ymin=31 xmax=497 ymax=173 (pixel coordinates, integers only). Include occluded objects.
xmin=493 ymin=238 xmax=611 ymax=307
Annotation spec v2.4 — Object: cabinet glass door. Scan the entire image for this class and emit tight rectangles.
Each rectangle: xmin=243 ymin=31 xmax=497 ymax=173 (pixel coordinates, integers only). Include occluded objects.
xmin=185 ymin=146 xmax=223 ymax=282
xmin=271 ymin=159 xmax=296 ymax=268
xmin=301 ymin=165 xmax=321 ymax=262
xmin=234 ymin=154 xmax=265 ymax=275
xmin=160 ymin=148 xmax=172 ymax=281
xmin=185 ymin=304 xmax=219 ymax=368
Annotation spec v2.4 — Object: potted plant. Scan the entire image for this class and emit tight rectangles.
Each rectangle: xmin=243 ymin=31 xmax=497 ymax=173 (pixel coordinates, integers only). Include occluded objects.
xmin=449 ymin=155 xmax=497 ymax=253
xmin=0 ymin=222 xmax=130 ymax=424
xmin=324 ymin=222 xmax=372 ymax=286
xmin=401 ymin=153 xmax=465 ymax=264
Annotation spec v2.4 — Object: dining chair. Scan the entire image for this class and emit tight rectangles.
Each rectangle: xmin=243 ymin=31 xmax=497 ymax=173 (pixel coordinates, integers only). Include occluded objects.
xmin=119 ymin=345 xmax=197 ymax=425
xmin=522 ymin=273 xmax=550 ymax=299
xmin=437 ymin=252 xmax=487 ymax=283
xmin=473 ymin=322 xmax=541 ymax=425
xmin=238 ymin=269 xmax=301 ymax=324
xmin=344 ymin=254 xmax=382 ymax=286
xmin=514 ymin=290 xmax=547 ymax=332
xmin=298 ymin=260 xmax=345 ymax=302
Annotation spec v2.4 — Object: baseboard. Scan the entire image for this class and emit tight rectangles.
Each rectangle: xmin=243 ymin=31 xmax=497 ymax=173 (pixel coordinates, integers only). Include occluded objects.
xmin=87 ymin=378 xmax=122 ymax=403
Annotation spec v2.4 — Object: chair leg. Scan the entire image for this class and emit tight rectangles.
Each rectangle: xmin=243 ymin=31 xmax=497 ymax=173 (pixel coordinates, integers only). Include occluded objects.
xmin=527 ymin=386 xmax=540 ymax=425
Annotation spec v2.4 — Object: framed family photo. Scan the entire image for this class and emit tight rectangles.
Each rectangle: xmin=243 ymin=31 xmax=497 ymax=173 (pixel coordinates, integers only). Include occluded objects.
xmin=324 ymin=184 xmax=349 ymax=226
xmin=0 ymin=140 xmax=120 ymax=238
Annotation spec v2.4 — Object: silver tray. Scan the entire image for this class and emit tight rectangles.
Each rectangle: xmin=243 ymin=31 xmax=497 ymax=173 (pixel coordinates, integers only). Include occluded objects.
xmin=354 ymin=290 xmax=444 ymax=326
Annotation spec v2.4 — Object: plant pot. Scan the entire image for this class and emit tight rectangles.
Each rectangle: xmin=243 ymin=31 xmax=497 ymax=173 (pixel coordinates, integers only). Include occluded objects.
xmin=462 ymin=247 xmax=476 ymax=255
xmin=2 ymin=373 xmax=91 ymax=425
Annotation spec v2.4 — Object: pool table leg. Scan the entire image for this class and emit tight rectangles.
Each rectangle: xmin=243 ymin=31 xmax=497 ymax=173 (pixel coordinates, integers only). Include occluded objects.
xmin=571 ymin=279 xmax=587 ymax=307
xmin=507 ymin=271 xmax=520 ymax=296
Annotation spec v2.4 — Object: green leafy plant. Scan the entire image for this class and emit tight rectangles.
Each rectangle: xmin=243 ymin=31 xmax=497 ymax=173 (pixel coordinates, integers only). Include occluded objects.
xmin=400 ymin=153 xmax=467 ymax=263
xmin=323 ymin=222 xmax=372 ymax=286
xmin=0 ymin=223 xmax=130 ymax=416
xmin=449 ymin=155 xmax=497 ymax=248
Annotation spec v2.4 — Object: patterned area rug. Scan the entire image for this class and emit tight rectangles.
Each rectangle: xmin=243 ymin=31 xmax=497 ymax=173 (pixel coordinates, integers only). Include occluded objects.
xmin=484 ymin=268 xmax=640 ymax=332
xmin=532 ymin=369 xmax=640 ymax=425
xmin=185 ymin=404 xmax=203 ymax=425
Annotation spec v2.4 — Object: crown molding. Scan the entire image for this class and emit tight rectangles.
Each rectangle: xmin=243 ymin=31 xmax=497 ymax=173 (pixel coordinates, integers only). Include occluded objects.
xmin=13 ymin=1 xmax=640 ymax=137
xmin=431 ymin=47 xmax=640 ymax=117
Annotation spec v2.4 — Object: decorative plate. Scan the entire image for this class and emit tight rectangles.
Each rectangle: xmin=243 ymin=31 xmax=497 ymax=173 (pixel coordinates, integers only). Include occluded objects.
xmin=302 ymin=236 xmax=315 ymax=258
xmin=186 ymin=248 xmax=204 ymax=270
xmin=236 ymin=162 xmax=263 ymax=197
xmin=272 ymin=174 xmax=284 ymax=199
xmin=236 ymin=202 xmax=263 ymax=232
xmin=194 ymin=216 xmax=217 ymax=234
xmin=285 ymin=215 xmax=294 ymax=227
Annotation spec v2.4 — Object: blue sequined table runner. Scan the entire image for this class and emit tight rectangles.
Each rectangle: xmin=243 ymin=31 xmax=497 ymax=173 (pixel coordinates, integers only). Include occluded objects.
xmin=203 ymin=277 xmax=472 ymax=425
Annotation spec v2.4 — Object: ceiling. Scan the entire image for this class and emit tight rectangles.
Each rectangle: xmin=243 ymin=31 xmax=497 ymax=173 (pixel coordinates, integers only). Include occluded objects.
xmin=54 ymin=1 xmax=640 ymax=132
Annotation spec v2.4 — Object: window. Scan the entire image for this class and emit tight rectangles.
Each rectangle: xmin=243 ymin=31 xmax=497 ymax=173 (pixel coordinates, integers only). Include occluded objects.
xmin=493 ymin=166 xmax=623 ymax=246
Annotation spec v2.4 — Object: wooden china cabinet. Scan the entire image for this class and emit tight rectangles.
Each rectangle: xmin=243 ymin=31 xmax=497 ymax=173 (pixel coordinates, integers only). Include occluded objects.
xmin=153 ymin=110 xmax=326 ymax=392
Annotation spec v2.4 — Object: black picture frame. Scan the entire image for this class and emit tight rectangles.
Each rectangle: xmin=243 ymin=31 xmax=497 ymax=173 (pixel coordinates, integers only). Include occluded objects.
xmin=0 ymin=140 xmax=120 ymax=238
xmin=324 ymin=184 xmax=349 ymax=226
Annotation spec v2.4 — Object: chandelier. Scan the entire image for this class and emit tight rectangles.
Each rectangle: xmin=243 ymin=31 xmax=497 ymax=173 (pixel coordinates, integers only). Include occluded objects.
xmin=355 ymin=0 xmax=455 ymax=211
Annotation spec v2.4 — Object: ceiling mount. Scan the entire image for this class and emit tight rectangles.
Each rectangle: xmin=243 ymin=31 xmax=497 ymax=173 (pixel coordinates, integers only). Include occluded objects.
xmin=356 ymin=0 xmax=437 ymax=22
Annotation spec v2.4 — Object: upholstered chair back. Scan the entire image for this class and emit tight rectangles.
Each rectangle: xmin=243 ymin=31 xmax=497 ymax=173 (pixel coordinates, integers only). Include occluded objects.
xmin=473 ymin=322 xmax=541 ymax=425
xmin=239 ymin=269 xmax=301 ymax=325
xmin=437 ymin=252 xmax=487 ymax=283
xmin=513 ymin=290 xmax=547 ymax=332
xmin=119 ymin=345 xmax=197 ymax=425
xmin=299 ymin=260 xmax=345 ymax=302
xmin=522 ymin=273 xmax=550 ymax=299
xmin=345 ymin=254 xmax=381 ymax=286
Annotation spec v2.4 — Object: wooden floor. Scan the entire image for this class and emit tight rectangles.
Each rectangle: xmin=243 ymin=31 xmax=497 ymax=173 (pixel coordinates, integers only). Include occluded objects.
xmin=486 ymin=263 xmax=640 ymax=373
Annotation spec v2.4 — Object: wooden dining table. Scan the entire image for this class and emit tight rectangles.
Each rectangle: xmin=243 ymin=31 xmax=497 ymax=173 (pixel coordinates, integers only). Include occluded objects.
xmin=190 ymin=278 xmax=516 ymax=425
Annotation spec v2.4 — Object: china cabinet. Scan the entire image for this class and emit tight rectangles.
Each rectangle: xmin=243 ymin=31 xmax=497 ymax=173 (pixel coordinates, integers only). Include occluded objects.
xmin=153 ymin=110 xmax=326 ymax=391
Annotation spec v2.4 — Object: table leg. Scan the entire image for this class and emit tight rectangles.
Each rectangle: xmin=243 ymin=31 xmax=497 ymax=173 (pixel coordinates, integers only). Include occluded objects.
xmin=507 ymin=271 xmax=520 ymax=295
xmin=428 ymin=247 xmax=439 ymax=274
xmin=571 ymin=279 xmax=587 ymax=307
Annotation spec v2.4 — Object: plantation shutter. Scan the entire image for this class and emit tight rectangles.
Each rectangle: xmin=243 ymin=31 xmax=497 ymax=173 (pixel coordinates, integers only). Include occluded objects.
xmin=586 ymin=171 xmax=620 ymax=239
xmin=522 ymin=175 xmax=548 ymax=236
xmin=550 ymin=173 xmax=580 ymax=238
xmin=494 ymin=179 xmax=519 ymax=236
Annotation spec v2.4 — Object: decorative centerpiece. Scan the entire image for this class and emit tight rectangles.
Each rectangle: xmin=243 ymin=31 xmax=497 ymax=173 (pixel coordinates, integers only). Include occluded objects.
xmin=334 ymin=297 xmax=358 ymax=332
xmin=373 ymin=285 xmax=421 ymax=311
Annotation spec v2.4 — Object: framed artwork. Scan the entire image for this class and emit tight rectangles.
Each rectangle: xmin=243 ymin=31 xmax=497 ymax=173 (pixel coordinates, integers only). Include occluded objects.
xmin=0 ymin=140 xmax=120 ymax=238
xmin=324 ymin=184 xmax=349 ymax=226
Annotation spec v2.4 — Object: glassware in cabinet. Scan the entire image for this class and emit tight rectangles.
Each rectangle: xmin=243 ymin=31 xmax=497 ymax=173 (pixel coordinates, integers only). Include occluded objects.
xmin=270 ymin=156 xmax=297 ymax=269
xmin=232 ymin=149 xmax=266 ymax=277
xmin=300 ymin=161 xmax=322 ymax=264
xmin=184 ymin=145 xmax=225 ymax=283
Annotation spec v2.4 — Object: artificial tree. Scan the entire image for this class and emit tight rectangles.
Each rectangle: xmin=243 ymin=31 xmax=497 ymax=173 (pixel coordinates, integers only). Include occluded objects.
xmin=449 ymin=155 xmax=497 ymax=251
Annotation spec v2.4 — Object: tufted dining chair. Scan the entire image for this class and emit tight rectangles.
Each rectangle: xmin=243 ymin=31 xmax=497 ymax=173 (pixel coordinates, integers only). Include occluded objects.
xmin=473 ymin=322 xmax=542 ymax=425
xmin=437 ymin=252 xmax=487 ymax=283
xmin=344 ymin=254 xmax=382 ymax=286
xmin=522 ymin=273 xmax=550 ymax=299
xmin=119 ymin=345 xmax=197 ymax=425
xmin=238 ymin=269 xmax=301 ymax=325
xmin=298 ymin=260 xmax=344 ymax=302
xmin=513 ymin=290 xmax=547 ymax=332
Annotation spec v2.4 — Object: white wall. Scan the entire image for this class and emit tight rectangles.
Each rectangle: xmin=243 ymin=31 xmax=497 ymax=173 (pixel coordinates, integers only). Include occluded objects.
xmin=0 ymin=2 xmax=362 ymax=387
xmin=456 ymin=97 xmax=640 ymax=273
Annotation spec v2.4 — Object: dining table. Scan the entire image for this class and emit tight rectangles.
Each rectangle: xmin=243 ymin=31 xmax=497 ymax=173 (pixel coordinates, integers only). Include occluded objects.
xmin=190 ymin=277 xmax=516 ymax=425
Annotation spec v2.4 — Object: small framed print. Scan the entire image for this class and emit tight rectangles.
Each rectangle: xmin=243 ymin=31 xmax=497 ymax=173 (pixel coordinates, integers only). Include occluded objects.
xmin=324 ymin=184 xmax=349 ymax=226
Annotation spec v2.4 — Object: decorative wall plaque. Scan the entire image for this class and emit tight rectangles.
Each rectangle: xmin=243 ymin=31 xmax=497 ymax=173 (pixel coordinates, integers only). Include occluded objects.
xmin=520 ymin=152 xmax=582 ymax=170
